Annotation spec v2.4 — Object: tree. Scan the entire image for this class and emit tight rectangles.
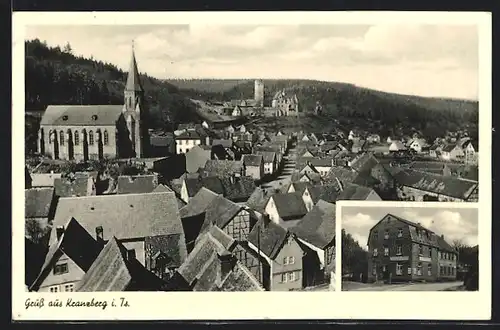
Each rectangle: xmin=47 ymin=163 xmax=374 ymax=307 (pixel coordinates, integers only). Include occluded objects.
xmin=63 ymin=42 xmax=73 ymax=55
xmin=26 ymin=219 xmax=50 ymax=244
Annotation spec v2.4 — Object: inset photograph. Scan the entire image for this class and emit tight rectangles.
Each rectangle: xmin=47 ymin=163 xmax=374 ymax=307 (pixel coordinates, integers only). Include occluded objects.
xmin=340 ymin=203 xmax=478 ymax=291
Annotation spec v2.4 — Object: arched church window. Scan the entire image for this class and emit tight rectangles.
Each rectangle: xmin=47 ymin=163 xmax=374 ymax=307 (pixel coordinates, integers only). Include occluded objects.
xmin=59 ymin=131 xmax=65 ymax=146
xmin=89 ymin=130 xmax=94 ymax=145
xmin=74 ymin=130 xmax=79 ymax=145
xmin=103 ymin=130 xmax=109 ymax=145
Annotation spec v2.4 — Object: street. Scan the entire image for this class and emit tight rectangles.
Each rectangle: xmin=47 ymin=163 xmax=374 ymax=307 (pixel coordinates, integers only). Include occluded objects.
xmin=260 ymin=144 xmax=298 ymax=192
xmin=344 ymin=281 xmax=464 ymax=291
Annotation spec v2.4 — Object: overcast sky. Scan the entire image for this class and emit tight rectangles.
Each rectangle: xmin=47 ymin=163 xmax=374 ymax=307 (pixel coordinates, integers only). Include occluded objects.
xmin=25 ymin=24 xmax=478 ymax=99
xmin=342 ymin=206 xmax=478 ymax=249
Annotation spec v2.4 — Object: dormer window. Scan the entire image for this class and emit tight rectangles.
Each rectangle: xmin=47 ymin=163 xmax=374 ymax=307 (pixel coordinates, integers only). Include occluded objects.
xmin=91 ymin=115 xmax=98 ymax=121
xmin=62 ymin=115 xmax=68 ymax=121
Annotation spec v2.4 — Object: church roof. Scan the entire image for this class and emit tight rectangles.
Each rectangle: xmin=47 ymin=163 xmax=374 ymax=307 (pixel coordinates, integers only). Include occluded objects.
xmin=41 ymin=105 xmax=123 ymax=126
xmin=125 ymin=46 xmax=144 ymax=92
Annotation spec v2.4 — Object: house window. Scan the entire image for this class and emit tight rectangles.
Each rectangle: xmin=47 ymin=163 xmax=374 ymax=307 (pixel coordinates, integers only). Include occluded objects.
xmin=428 ymin=265 xmax=432 ymax=276
xmin=372 ymin=267 xmax=377 ymax=276
xmin=288 ymin=272 xmax=296 ymax=282
xmin=419 ymin=245 xmax=423 ymax=256
xmin=74 ymin=130 xmax=79 ymax=145
xmin=384 ymin=230 xmax=389 ymax=239
xmin=396 ymin=263 xmax=403 ymax=275
xmin=408 ymin=267 xmax=412 ymax=275
xmin=103 ymin=130 xmax=109 ymax=145
xmin=53 ymin=263 xmax=68 ymax=275
xmin=384 ymin=247 xmax=389 ymax=256
xmin=283 ymin=257 xmax=288 ymax=265
xmin=396 ymin=245 xmax=402 ymax=255
xmin=397 ymin=228 xmax=403 ymax=237
xmin=281 ymin=273 xmax=287 ymax=283
xmin=89 ymin=131 xmax=94 ymax=145
xmin=417 ymin=263 xmax=422 ymax=276
xmin=373 ymin=248 xmax=378 ymax=257
xmin=64 ymin=283 xmax=74 ymax=292
xmin=428 ymin=247 xmax=432 ymax=258
xmin=289 ymin=256 xmax=295 ymax=264
xmin=49 ymin=286 xmax=59 ymax=293
xmin=440 ymin=267 xmax=444 ymax=275
xmin=59 ymin=131 xmax=65 ymax=146
xmin=373 ymin=231 xmax=378 ymax=240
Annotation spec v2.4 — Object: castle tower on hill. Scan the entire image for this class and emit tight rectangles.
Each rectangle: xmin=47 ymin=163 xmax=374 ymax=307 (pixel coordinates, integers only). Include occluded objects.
xmin=254 ymin=79 xmax=264 ymax=107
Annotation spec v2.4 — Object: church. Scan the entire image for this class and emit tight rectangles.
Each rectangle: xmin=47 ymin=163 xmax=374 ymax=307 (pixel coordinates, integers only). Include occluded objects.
xmin=38 ymin=45 xmax=150 ymax=161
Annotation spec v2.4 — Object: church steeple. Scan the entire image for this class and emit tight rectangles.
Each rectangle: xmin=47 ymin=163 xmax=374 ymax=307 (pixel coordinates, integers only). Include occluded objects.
xmin=125 ymin=41 xmax=143 ymax=93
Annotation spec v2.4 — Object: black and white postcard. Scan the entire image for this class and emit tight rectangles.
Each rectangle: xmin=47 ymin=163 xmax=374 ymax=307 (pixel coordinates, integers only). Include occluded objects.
xmin=13 ymin=11 xmax=491 ymax=320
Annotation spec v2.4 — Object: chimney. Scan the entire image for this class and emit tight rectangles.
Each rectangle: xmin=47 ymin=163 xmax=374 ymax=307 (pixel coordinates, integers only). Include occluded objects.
xmin=217 ymin=250 xmax=235 ymax=284
xmin=262 ymin=213 xmax=271 ymax=228
xmin=56 ymin=226 xmax=64 ymax=241
xmin=441 ymin=234 xmax=444 ymax=239
xmin=95 ymin=226 xmax=104 ymax=242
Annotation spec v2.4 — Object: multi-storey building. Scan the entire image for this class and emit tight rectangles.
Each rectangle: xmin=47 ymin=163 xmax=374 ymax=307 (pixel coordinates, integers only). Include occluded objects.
xmin=367 ymin=213 xmax=458 ymax=283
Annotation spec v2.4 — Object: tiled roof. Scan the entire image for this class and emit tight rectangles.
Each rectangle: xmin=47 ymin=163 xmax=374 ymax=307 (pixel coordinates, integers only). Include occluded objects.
xmin=350 ymin=153 xmax=380 ymax=174
xmin=54 ymin=176 xmax=92 ymax=197
xmin=31 ymin=173 xmax=62 ymax=188
xmin=245 ymin=187 xmax=271 ymax=213
xmin=50 ymin=192 xmax=184 ymax=244
xmin=297 ymin=157 xmax=333 ymax=168
xmin=203 ymin=160 xmax=243 ymax=177
xmin=145 ymin=233 xmax=188 ymax=269
xmin=255 ymin=151 xmax=276 ymax=164
xmin=176 ymin=130 xmax=203 ymax=140
xmin=153 ymin=184 xmax=174 ymax=193
xmin=77 ymin=237 xmax=166 ymax=292
xmin=247 ymin=218 xmax=289 ymax=260
xmin=184 ymin=176 xmax=225 ymax=198
xmin=270 ymin=192 xmax=308 ymax=220
xmin=116 ymin=174 xmax=158 ymax=194
xmin=442 ymin=143 xmax=457 ymax=152
xmin=308 ymin=185 xmax=341 ymax=204
xmin=437 ymin=235 xmax=455 ymax=252
xmin=179 ymin=187 xmax=220 ymax=219
xmin=289 ymin=182 xmax=313 ymax=194
xmin=291 ymin=200 xmax=336 ymax=249
xmin=41 ymin=105 xmax=123 ymax=126
xmin=326 ymin=166 xmax=359 ymax=185
xmin=30 ymin=217 xmax=102 ymax=291
xmin=76 ymin=237 xmax=132 ymax=292
xmin=177 ymin=226 xmax=262 ymax=291
xmin=185 ymin=145 xmax=211 ymax=174
xmin=392 ymin=169 xmax=478 ymax=200
xmin=204 ymin=196 xmax=244 ymax=230
xmin=337 ymin=183 xmax=378 ymax=201
xmin=25 ymin=187 xmax=56 ymax=218
xmin=220 ymin=176 xmax=256 ymax=202
xmin=242 ymin=154 xmax=263 ymax=167
xmin=212 ymin=139 xmax=233 ymax=148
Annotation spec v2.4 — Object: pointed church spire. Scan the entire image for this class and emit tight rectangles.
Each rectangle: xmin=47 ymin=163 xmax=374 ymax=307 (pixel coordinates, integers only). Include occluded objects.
xmin=125 ymin=41 xmax=144 ymax=92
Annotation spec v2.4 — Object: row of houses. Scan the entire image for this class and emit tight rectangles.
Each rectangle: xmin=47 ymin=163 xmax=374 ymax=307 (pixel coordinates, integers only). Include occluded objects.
xmin=289 ymin=152 xmax=478 ymax=203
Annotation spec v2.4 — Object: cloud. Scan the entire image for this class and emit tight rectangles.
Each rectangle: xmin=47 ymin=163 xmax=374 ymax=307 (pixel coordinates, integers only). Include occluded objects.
xmin=342 ymin=207 xmax=478 ymax=248
xmin=25 ymin=24 xmax=479 ymax=99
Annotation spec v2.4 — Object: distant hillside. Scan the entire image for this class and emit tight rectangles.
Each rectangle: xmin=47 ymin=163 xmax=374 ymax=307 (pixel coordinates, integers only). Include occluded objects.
xmin=169 ymin=79 xmax=479 ymax=141
xmin=25 ymin=39 xmax=199 ymax=153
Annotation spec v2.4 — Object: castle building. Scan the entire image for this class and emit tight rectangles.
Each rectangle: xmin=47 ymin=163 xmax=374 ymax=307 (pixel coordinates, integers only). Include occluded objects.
xmin=38 ymin=44 xmax=150 ymax=161
xmin=271 ymin=90 xmax=299 ymax=117
xmin=254 ymin=79 xmax=264 ymax=107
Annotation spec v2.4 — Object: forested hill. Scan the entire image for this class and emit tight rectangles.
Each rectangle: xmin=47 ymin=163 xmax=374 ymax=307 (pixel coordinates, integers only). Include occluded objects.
xmin=169 ymin=79 xmax=479 ymax=141
xmin=25 ymin=39 xmax=198 ymax=129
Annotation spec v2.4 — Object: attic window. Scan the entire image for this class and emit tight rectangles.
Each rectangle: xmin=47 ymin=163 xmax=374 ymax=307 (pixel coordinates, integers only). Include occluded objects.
xmin=92 ymin=115 xmax=98 ymax=121
xmin=62 ymin=115 xmax=68 ymax=121
xmin=90 ymin=207 xmax=95 ymax=211
xmin=130 ymin=204 xmax=134 ymax=208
